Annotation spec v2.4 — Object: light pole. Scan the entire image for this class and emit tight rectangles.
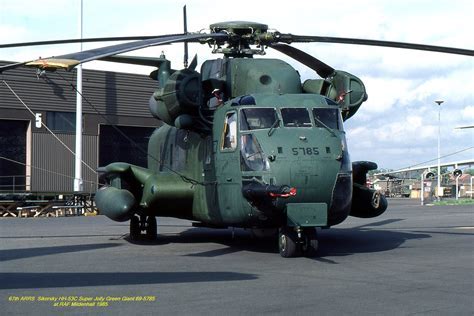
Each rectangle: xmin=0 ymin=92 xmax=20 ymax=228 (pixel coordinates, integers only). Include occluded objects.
xmin=435 ymin=100 xmax=444 ymax=200
xmin=74 ymin=0 xmax=83 ymax=192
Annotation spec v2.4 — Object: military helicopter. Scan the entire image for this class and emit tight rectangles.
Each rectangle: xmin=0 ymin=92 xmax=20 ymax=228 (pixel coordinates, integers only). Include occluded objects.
xmin=1 ymin=16 xmax=472 ymax=257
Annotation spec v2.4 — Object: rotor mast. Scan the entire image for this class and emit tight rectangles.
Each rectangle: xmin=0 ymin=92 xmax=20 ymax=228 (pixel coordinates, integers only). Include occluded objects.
xmin=183 ymin=5 xmax=188 ymax=68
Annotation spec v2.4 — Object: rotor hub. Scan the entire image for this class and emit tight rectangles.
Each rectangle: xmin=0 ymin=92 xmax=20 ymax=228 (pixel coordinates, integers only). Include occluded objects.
xmin=209 ymin=21 xmax=271 ymax=57
xmin=210 ymin=21 xmax=268 ymax=36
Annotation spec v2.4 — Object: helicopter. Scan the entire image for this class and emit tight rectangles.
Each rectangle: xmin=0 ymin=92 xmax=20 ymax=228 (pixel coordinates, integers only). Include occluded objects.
xmin=1 ymin=17 xmax=472 ymax=258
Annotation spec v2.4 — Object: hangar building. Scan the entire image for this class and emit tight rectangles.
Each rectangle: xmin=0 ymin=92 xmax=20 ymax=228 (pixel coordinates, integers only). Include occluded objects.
xmin=0 ymin=61 xmax=160 ymax=194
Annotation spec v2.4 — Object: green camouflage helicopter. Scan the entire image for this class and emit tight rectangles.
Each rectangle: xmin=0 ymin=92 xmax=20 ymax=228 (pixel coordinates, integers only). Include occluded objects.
xmin=1 ymin=18 xmax=472 ymax=257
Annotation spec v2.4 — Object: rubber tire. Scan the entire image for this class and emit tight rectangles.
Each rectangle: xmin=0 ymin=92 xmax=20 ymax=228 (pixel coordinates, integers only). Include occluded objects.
xmin=130 ymin=215 xmax=141 ymax=241
xmin=145 ymin=216 xmax=157 ymax=240
xmin=278 ymin=227 xmax=299 ymax=258
xmin=301 ymin=227 xmax=318 ymax=258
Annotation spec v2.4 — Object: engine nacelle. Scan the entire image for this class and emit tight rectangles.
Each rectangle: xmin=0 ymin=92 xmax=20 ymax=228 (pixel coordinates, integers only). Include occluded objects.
xmin=95 ymin=186 xmax=136 ymax=222
xmin=303 ymin=70 xmax=367 ymax=120
xmin=149 ymin=69 xmax=201 ymax=126
xmin=350 ymin=184 xmax=387 ymax=218
xmin=350 ymin=160 xmax=387 ymax=218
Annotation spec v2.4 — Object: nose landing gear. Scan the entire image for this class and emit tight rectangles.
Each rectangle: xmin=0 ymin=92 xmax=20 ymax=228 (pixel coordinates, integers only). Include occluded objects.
xmin=278 ymin=226 xmax=318 ymax=258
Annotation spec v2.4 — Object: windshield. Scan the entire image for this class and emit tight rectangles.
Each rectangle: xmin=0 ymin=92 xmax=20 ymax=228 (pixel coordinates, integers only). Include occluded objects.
xmin=240 ymin=108 xmax=278 ymax=131
xmin=312 ymin=108 xmax=340 ymax=130
xmin=281 ymin=108 xmax=312 ymax=127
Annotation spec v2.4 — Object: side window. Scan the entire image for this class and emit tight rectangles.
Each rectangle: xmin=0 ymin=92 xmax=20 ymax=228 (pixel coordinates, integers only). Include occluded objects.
xmin=221 ymin=112 xmax=237 ymax=150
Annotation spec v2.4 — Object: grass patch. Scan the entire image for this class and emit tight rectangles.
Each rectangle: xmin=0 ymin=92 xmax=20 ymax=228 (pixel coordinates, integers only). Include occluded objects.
xmin=433 ymin=198 xmax=474 ymax=206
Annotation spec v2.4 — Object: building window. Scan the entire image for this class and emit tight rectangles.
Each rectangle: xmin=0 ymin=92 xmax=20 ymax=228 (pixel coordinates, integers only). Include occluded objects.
xmin=46 ymin=111 xmax=76 ymax=133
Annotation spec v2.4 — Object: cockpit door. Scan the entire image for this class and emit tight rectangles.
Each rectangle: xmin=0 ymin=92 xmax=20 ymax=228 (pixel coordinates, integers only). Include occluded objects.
xmin=214 ymin=111 xmax=244 ymax=223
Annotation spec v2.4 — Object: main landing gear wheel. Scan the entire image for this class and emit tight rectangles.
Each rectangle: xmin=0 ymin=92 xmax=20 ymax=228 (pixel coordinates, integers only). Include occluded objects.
xmin=129 ymin=214 xmax=157 ymax=241
xmin=130 ymin=215 xmax=141 ymax=241
xmin=278 ymin=227 xmax=299 ymax=258
xmin=145 ymin=215 xmax=157 ymax=240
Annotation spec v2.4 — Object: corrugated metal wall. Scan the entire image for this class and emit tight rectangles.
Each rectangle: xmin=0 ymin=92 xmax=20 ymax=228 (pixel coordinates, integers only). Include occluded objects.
xmin=0 ymin=62 xmax=157 ymax=118
xmin=31 ymin=133 xmax=98 ymax=193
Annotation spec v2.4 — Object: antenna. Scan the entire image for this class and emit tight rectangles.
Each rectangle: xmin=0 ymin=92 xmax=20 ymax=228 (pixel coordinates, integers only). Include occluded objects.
xmin=183 ymin=5 xmax=188 ymax=68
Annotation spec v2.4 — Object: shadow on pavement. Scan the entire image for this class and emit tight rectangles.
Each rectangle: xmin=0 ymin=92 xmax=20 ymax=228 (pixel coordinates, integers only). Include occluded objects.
xmin=125 ymin=225 xmax=431 ymax=259
xmin=0 ymin=271 xmax=258 ymax=289
xmin=0 ymin=243 xmax=122 ymax=262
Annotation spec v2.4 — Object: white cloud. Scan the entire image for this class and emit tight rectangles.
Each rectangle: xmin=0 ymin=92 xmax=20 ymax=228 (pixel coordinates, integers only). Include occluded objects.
xmin=462 ymin=106 xmax=474 ymax=119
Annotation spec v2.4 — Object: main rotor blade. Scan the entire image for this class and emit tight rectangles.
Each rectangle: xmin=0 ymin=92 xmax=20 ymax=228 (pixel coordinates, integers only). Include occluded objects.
xmin=189 ymin=54 xmax=198 ymax=70
xmin=98 ymin=55 xmax=168 ymax=67
xmin=0 ymin=35 xmax=180 ymax=49
xmin=280 ymin=34 xmax=474 ymax=56
xmin=0 ymin=61 xmax=29 ymax=73
xmin=270 ymin=43 xmax=334 ymax=78
xmin=24 ymin=33 xmax=227 ymax=71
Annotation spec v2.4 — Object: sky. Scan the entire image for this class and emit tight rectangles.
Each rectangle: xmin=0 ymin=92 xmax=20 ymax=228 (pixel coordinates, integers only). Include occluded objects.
xmin=0 ymin=0 xmax=473 ymax=171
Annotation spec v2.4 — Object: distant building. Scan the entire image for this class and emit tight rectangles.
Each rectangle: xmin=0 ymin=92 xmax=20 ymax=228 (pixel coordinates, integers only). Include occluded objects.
xmin=448 ymin=173 xmax=474 ymax=198
xmin=0 ymin=61 xmax=160 ymax=193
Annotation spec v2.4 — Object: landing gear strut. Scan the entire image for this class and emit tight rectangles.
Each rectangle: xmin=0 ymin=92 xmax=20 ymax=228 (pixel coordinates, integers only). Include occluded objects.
xmin=301 ymin=227 xmax=318 ymax=257
xmin=278 ymin=226 xmax=318 ymax=258
xmin=130 ymin=214 xmax=157 ymax=241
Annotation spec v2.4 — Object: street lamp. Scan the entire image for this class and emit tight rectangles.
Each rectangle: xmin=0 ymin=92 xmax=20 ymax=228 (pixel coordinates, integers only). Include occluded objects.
xmin=435 ymin=100 xmax=444 ymax=199
xmin=74 ymin=0 xmax=84 ymax=192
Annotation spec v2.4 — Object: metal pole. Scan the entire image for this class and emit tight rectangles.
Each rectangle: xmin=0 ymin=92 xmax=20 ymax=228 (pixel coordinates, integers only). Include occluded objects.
xmin=420 ymin=172 xmax=424 ymax=205
xmin=74 ymin=0 xmax=83 ymax=192
xmin=435 ymin=100 xmax=444 ymax=200
xmin=455 ymin=175 xmax=460 ymax=200
xmin=471 ymin=176 xmax=473 ymax=199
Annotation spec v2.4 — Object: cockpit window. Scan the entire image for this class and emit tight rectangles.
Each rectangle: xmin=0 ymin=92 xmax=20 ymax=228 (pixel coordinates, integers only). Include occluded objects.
xmin=312 ymin=108 xmax=340 ymax=130
xmin=240 ymin=108 xmax=278 ymax=131
xmin=221 ymin=112 xmax=237 ymax=150
xmin=240 ymin=134 xmax=269 ymax=171
xmin=281 ymin=108 xmax=312 ymax=127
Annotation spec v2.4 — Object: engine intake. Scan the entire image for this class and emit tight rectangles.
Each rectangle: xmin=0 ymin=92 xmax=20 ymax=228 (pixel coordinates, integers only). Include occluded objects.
xmin=149 ymin=68 xmax=201 ymax=126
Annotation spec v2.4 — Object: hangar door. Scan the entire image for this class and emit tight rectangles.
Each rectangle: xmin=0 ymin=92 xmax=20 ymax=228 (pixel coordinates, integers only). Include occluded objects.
xmin=99 ymin=125 xmax=156 ymax=168
xmin=0 ymin=120 xmax=29 ymax=191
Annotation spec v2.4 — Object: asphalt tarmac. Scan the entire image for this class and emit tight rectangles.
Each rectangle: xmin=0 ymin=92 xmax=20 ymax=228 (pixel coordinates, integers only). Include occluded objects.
xmin=1 ymin=199 xmax=473 ymax=315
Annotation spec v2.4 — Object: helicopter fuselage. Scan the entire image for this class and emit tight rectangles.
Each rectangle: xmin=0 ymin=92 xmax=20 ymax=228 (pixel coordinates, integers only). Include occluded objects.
xmin=99 ymin=93 xmax=353 ymax=228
